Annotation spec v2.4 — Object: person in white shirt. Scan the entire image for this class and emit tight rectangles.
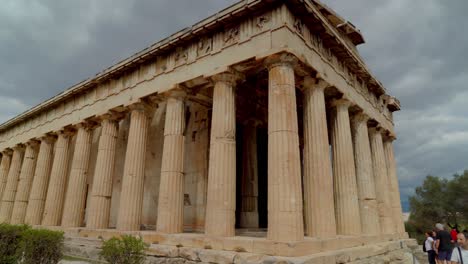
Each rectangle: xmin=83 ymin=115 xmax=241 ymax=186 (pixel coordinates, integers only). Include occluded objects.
xmin=425 ymin=231 xmax=437 ymax=264
xmin=451 ymin=232 xmax=468 ymax=264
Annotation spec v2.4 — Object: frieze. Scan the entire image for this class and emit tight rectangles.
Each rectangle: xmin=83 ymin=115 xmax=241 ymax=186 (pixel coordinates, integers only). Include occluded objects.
xmin=174 ymin=47 xmax=188 ymax=67
xmin=223 ymin=26 xmax=240 ymax=47
xmin=299 ymin=15 xmax=390 ymax=119
xmin=197 ymin=37 xmax=212 ymax=57
xmin=256 ymin=15 xmax=271 ymax=30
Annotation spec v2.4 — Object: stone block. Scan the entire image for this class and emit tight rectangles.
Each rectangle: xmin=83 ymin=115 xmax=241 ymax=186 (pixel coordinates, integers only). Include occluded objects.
xmin=179 ymin=247 xmax=201 ymax=261
xmin=147 ymin=245 xmax=179 ymax=258
xmin=199 ymin=249 xmax=239 ymax=264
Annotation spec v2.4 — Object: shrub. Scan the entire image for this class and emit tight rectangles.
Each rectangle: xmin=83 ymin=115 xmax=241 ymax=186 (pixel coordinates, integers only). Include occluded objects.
xmin=100 ymin=235 xmax=148 ymax=264
xmin=0 ymin=223 xmax=29 ymax=264
xmin=19 ymin=228 xmax=64 ymax=264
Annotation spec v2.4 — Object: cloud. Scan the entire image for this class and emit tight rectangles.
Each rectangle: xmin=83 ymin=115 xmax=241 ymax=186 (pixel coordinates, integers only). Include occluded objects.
xmin=324 ymin=0 xmax=468 ymax=209
xmin=1 ymin=0 xmax=467 ymax=212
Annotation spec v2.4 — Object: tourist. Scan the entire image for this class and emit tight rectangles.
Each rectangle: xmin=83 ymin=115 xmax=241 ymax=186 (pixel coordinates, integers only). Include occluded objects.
xmin=425 ymin=231 xmax=437 ymax=264
xmin=452 ymin=227 xmax=459 ymax=244
xmin=435 ymin=223 xmax=453 ymax=264
xmin=451 ymin=232 xmax=468 ymax=263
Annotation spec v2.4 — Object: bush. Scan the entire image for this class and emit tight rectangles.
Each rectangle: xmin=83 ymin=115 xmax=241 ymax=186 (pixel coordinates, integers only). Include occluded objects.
xmin=19 ymin=228 xmax=64 ymax=264
xmin=0 ymin=223 xmax=29 ymax=264
xmin=100 ymin=235 xmax=148 ymax=264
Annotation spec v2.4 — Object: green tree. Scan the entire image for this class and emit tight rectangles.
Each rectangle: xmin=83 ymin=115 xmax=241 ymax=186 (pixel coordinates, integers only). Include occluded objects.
xmin=407 ymin=171 xmax=468 ymax=242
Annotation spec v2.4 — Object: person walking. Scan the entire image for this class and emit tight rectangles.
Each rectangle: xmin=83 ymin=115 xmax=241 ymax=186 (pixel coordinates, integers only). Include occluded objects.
xmin=435 ymin=223 xmax=453 ymax=264
xmin=425 ymin=231 xmax=437 ymax=264
xmin=451 ymin=232 xmax=468 ymax=263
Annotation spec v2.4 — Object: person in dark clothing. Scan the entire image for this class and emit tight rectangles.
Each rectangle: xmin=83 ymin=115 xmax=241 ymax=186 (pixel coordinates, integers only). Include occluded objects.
xmin=435 ymin=223 xmax=453 ymax=263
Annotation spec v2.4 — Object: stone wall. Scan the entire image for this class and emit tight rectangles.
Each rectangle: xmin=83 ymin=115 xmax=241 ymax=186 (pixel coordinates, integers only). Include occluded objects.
xmin=63 ymin=236 xmax=420 ymax=264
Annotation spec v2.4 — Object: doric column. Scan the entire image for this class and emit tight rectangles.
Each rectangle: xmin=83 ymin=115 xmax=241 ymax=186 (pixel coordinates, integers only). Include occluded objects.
xmin=0 ymin=150 xmax=13 ymax=200
xmin=239 ymin=122 xmax=259 ymax=228
xmin=351 ymin=113 xmax=380 ymax=235
xmin=62 ymin=122 xmax=95 ymax=227
xmin=157 ymin=90 xmax=186 ymax=233
xmin=369 ymin=127 xmax=393 ymax=234
xmin=302 ymin=77 xmax=336 ymax=238
xmin=116 ymin=102 xmax=152 ymax=231
xmin=10 ymin=141 xmax=39 ymax=224
xmin=87 ymin=114 xmax=121 ymax=229
xmin=25 ymin=136 xmax=55 ymax=225
xmin=0 ymin=145 xmax=25 ymax=223
xmin=42 ymin=130 xmax=74 ymax=226
xmin=265 ymin=54 xmax=304 ymax=242
xmin=330 ymin=99 xmax=361 ymax=235
xmin=383 ymin=137 xmax=405 ymax=234
xmin=205 ymin=71 xmax=239 ymax=237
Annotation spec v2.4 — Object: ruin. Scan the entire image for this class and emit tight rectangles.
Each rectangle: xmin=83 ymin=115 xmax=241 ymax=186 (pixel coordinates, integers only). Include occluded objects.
xmin=0 ymin=0 xmax=417 ymax=262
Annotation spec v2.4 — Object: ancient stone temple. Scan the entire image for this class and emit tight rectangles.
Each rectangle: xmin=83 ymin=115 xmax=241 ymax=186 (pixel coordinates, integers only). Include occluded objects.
xmin=0 ymin=0 xmax=418 ymax=262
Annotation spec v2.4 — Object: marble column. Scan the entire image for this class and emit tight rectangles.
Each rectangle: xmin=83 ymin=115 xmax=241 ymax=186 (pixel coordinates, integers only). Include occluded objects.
xmin=116 ymin=103 xmax=151 ymax=231
xmin=302 ymin=77 xmax=336 ymax=238
xmin=351 ymin=113 xmax=380 ymax=235
xmin=205 ymin=71 xmax=239 ymax=237
xmin=383 ymin=137 xmax=405 ymax=234
xmin=42 ymin=130 xmax=73 ymax=226
xmin=0 ymin=145 xmax=25 ymax=223
xmin=0 ymin=150 xmax=12 ymax=200
xmin=266 ymin=55 xmax=304 ymax=242
xmin=157 ymin=91 xmax=186 ymax=233
xmin=62 ymin=123 xmax=94 ymax=227
xmin=10 ymin=141 xmax=39 ymax=224
xmin=369 ymin=127 xmax=393 ymax=234
xmin=87 ymin=115 xmax=120 ymax=229
xmin=239 ymin=122 xmax=259 ymax=228
xmin=330 ymin=99 xmax=361 ymax=236
xmin=25 ymin=136 xmax=55 ymax=225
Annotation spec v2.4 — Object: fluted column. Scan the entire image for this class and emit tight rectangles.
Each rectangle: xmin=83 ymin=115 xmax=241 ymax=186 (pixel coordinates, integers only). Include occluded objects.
xmin=369 ymin=127 xmax=393 ymax=234
xmin=62 ymin=123 xmax=94 ymax=227
xmin=239 ymin=122 xmax=259 ymax=228
xmin=0 ymin=145 xmax=25 ymax=223
xmin=0 ymin=150 xmax=13 ymax=200
xmin=266 ymin=54 xmax=304 ymax=242
xmin=302 ymin=77 xmax=336 ymax=238
xmin=25 ymin=136 xmax=55 ymax=225
xmin=116 ymin=103 xmax=151 ymax=231
xmin=87 ymin=114 xmax=120 ymax=229
xmin=383 ymin=137 xmax=405 ymax=234
xmin=351 ymin=113 xmax=380 ymax=235
xmin=42 ymin=130 xmax=73 ymax=226
xmin=157 ymin=90 xmax=186 ymax=233
xmin=330 ymin=99 xmax=361 ymax=235
xmin=205 ymin=71 xmax=239 ymax=237
xmin=10 ymin=141 xmax=39 ymax=224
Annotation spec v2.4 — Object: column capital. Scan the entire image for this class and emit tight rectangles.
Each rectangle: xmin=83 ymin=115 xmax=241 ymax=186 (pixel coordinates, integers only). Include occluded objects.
xmin=331 ymin=98 xmax=353 ymax=109
xmin=2 ymin=149 xmax=13 ymax=156
xmin=38 ymin=134 xmax=57 ymax=144
xmin=368 ymin=125 xmax=384 ymax=135
xmin=303 ymin=77 xmax=329 ymax=91
xmin=264 ymin=53 xmax=297 ymax=70
xmin=127 ymin=101 xmax=154 ymax=115
xmin=75 ymin=120 xmax=99 ymax=131
xmin=211 ymin=70 xmax=244 ymax=85
xmin=96 ymin=110 xmax=125 ymax=123
xmin=164 ymin=85 xmax=187 ymax=100
xmin=55 ymin=127 xmax=76 ymax=138
xmin=25 ymin=140 xmax=40 ymax=148
xmin=12 ymin=144 xmax=25 ymax=151
xmin=383 ymin=131 xmax=397 ymax=142
xmin=351 ymin=112 xmax=370 ymax=125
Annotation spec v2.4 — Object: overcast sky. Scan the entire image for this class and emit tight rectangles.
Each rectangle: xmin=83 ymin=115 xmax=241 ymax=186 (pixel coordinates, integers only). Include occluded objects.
xmin=1 ymin=0 xmax=467 ymax=211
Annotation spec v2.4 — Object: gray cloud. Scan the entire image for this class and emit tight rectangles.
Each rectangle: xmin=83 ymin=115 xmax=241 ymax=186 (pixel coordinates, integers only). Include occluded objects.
xmin=1 ymin=0 xmax=466 ymax=211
